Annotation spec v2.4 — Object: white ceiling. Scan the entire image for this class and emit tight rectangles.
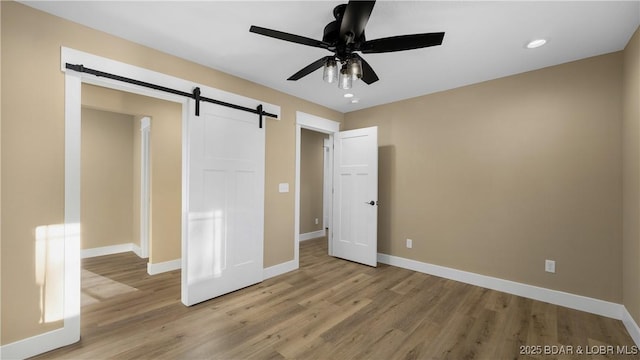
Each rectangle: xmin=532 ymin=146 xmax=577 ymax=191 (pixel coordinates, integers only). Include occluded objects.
xmin=22 ymin=1 xmax=640 ymax=113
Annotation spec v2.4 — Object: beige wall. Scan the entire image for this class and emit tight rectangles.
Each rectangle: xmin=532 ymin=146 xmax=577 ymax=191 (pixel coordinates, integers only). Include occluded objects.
xmin=1 ymin=2 xmax=342 ymax=345
xmin=300 ymin=129 xmax=327 ymax=234
xmin=345 ymin=52 xmax=623 ymax=303
xmin=81 ymin=108 xmax=135 ymax=250
xmin=623 ymin=27 xmax=640 ymax=325
xmin=81 ymin=84 xmax=182 ymax=264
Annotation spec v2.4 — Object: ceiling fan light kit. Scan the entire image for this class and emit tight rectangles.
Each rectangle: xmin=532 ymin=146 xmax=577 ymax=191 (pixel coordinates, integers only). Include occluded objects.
xmin=321 ymin=56 xmax=362 ymax=89
xmin=250 ymin=0 xmax=444 ymax=90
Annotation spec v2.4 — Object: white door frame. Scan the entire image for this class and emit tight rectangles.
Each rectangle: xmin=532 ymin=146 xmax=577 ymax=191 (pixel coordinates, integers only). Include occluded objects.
xmin=294 ymin=112 xmax=340 ymax=266
xmin=323 ymin=138 xmax=332 ymax=231
xmin=51 ymin=48 xmax=188 ymax=360
xmin=0 ymin=47 xmax=280 ymax=360
xmin=139 ymin=117 xmax=151 ymax=259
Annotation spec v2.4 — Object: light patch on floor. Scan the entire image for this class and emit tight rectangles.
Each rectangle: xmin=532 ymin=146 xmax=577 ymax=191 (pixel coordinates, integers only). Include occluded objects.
xmin=81 ymin=269 xmax=138 ymax=306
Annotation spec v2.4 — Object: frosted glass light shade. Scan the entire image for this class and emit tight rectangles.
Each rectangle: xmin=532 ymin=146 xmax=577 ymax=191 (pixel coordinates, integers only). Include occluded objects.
xmin=323 ymin=58 xmax=338 ymax=83
xmin=338 ymin=66 xmax=352 ymax=90
xmin=347 ymin=57 xmax=362 ymax=79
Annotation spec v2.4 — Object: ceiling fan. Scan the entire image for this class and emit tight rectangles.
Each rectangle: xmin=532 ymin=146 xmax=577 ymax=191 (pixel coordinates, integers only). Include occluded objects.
xmin=249 ymin=0 xmax=444 ymax=90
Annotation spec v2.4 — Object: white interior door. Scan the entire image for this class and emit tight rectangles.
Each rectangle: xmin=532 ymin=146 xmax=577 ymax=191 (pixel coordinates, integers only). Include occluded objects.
xmin=182 ymin=100 xmax=264 ymax=306
xmin=332 ymin=126 xmax=378 ymax=267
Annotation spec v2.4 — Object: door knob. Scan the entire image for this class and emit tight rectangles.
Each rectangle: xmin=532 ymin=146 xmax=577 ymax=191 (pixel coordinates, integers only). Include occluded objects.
xmin=365 ymin=201 xmax=376 ymax=206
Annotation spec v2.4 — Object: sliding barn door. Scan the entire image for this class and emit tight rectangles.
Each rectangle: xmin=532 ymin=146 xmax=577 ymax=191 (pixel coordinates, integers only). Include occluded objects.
xmin=332 ymin=126 xmax=378 ymax=267
xmin=182 ymin=100 xmax=264 ymax=306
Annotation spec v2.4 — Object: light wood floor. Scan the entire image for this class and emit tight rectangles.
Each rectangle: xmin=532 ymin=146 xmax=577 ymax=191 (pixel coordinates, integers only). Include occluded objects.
xmin=33 ymin=237 xmax=634 ymax=359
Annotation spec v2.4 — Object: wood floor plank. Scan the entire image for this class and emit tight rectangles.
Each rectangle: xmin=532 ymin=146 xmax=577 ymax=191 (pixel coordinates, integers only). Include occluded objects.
xmin=31 ymin=237 xmax=635 ymax=360
xmin=425 ymin=309 xmax=478 ymax=359
xmin=490 ymin=295 xmax=533 ymax=359
xmin=276 ymin=297 xmax=373 ymax=358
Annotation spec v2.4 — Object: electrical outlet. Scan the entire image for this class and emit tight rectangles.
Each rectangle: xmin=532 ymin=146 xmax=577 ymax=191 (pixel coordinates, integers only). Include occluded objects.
xmin=545 ymin=259 xmax=556 ymax=273
xmin=315 ymin=218 xmax=319 ymax=225
xmin=406 ymin=239 xmax=413 ymax=249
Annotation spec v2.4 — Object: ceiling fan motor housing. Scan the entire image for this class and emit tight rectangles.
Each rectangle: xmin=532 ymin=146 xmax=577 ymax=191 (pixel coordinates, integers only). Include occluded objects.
xmin=322 ymin=21 xmax=340 ymax=46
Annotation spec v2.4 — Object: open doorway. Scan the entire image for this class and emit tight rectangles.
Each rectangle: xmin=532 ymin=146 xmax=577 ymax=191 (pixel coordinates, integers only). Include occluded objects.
xmin=80 ymin=107 xmax=145 ymax=259
xmin=59 ymin=48 xmax=279 ymax=352
xmin=79 ymin=84 xmax=183 ymax=273
xmin=299 ymin=128 xmax=329 ymax=242
xmin=294 ymin=112 xmax=340 ymax=267
xmin=295 ymin=112 xmax=379 ymax=269
xmin=78 ymin=86 xmax=184 ymax=334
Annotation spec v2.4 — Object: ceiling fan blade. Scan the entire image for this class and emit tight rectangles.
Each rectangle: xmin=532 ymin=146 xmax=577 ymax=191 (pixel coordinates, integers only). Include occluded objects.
xmin=353 ymin=54 xmax=379 ymax=85
xmin=250 ymin=25 xmax=329 ymax=49
xmin=361 ymin=32 xmax=445 ymax=53
xmin=288 ymin=56 xmax=332 ymax=81
xmin=339 ymin=1 xmax=376 ymax=43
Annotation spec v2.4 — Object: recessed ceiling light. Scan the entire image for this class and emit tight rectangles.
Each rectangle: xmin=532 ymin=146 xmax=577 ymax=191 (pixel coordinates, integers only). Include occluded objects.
xmin=526 ymin=39 xmax=547 ymax=49
xmin=344 ymin=93 xmax=354 ymax=98
xmin=350 ymin=98 xmax=360 ymax=104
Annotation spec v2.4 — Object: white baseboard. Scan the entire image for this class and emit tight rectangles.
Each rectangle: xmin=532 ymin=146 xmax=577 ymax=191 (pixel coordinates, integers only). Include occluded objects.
xmin=131 ymin=244 xmax=142 ymax=258
xmin=263 ymin=259 xmax=298 ymax=280
xmin=81 ymin=243 xmax=143 ymax=259
xmin=299 ymin=229 xmax=326 ymax=242
xmin=147 ymin=259 xmax=181 ymax=275
xmin=377 ymin=253 xmax=625 ymax=321
xmin=623 ymin=308 xmax=640 ymax=347
xmin=0 ymin=321 xmax=78 ymax=360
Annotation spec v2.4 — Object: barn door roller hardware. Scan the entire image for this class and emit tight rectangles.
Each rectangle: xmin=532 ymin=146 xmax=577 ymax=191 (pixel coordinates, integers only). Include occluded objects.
xmin=65 ymin=63 xmax=277 ymax=128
